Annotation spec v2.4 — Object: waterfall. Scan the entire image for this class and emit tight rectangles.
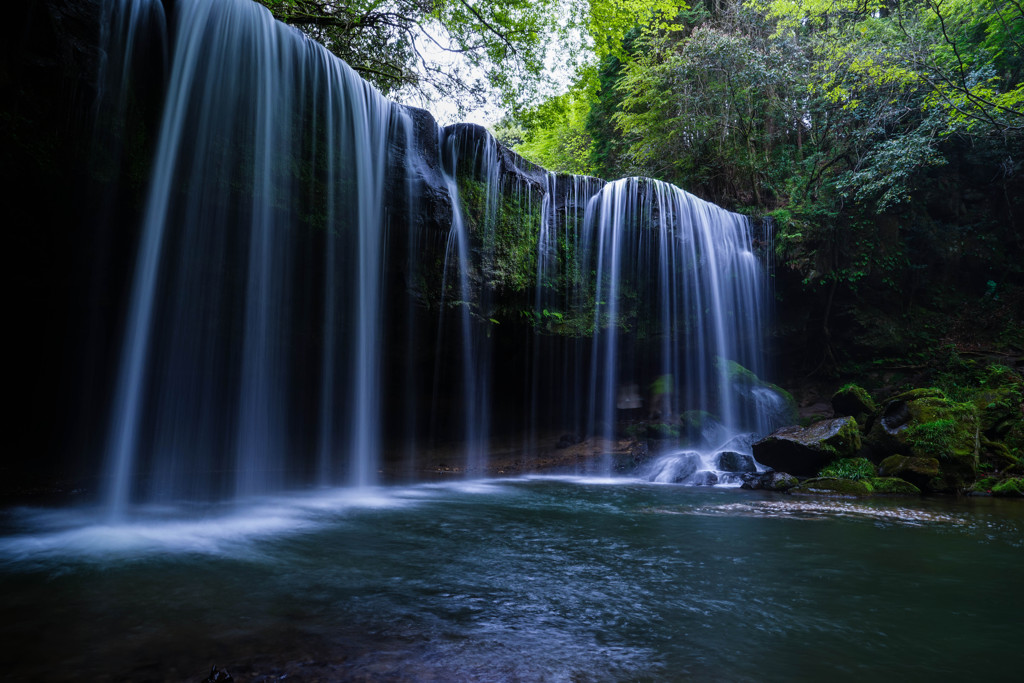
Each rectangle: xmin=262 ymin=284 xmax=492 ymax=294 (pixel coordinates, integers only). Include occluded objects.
xmin=87 ymin=0 xmax=784 ymax=513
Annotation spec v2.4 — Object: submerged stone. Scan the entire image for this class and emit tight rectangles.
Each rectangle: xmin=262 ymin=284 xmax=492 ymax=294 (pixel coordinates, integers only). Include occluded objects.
xmin=868 ymin=477 xmax=921 ymax=495
xmin=790 ymin=477 xmax=873 ymax=497
xmin=752 ymin=417 xmax=862 ymax=476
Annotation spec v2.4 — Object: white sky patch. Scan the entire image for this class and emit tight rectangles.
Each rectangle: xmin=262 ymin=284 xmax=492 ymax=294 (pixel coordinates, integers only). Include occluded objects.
xmin=392 ymin=1 xmax=588 ymax=127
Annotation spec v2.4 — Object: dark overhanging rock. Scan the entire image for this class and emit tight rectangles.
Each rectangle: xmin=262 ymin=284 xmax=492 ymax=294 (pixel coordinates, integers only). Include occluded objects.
xmin=752 ymin=417 xmax=862 ymax=476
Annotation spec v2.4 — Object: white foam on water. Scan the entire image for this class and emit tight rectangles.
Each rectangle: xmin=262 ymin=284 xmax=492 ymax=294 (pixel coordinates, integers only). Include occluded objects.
xmin=517 ymin=474 xmax=644 ymax=486
xmin=0 ymin=486 xmax=427 ymax=564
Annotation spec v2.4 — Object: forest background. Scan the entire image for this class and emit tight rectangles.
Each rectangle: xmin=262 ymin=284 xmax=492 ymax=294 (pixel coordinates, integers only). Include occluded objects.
xmin=257 ymin=0 xmax=1022 ymax=394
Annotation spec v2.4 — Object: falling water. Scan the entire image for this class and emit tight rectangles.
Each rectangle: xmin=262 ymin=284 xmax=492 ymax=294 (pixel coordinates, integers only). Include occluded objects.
xmin=88 ymin=0 xmax=784 ymax=514
xmin=100 ymin=0 xmax=399 ymax=513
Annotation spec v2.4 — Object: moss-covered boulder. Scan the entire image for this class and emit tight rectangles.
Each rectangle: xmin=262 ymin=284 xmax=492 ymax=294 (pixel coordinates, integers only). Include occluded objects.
xmin=790 ymin=477 xmax=873 ymax=497
xmin=740 ymin=471 xmax=799 ymax=491
xmin=992 ymin=477 xmax=1023 ymax=497
xmin=974 ymin=388 xmax=1021 ymax=439
xmin=868 ymin=477 xmax=921 ymax=495
xmin=973 ymin=365 xmax=1024 ymax=440
xmin=752 ymin=417 xmax=862 ymax=476
xmin=878 ymin=454 xmax=941 ymax=490
xmin=979 ymin=438 xmax=1020 ymax=472
xmin=864 ymin=389 xmax=979 ymax=492
xmin=969 ymin=477 xmax=999 ymax=495
xmin=831 ymin=383 xmax=878 ymax=430
xmin=712 ymin=358 xmax=799 ymax=429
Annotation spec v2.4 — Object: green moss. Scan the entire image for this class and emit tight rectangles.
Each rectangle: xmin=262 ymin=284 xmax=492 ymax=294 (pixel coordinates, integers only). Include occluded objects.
xmin=832 ymin=383 xmax=878 ymax=424
xmin=868 ymin=477 xmax=921 ymax=495
xmin=811 ymin=417 xmax=863 ymax=460
xmin=970 ymin=477 xmax=999 ymax=494
xmin=679 ymin=410 xmax=715 ymax=430
xmin=904 ymin=418 xmax=959 ymax=458
xmin=979 ymin=438 xmax=1020 ymax=471
xmin=713 ymin=358 xmax=797 ymax=421
xmin=819 ymin=457 xmax=876 ymax=480
xmin=625 ymin=422 xmax=681 ymax=441
xmin=719 ymin=358 xmax=760 ymax=385
xmin=890 ymin=387 xmax=947 ymax=402
xmin=991 ymin=477 xmax=1024 ymax=497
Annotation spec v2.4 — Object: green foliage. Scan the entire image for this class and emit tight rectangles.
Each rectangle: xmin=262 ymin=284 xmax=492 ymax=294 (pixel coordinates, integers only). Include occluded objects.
xmin=992 ymin=477 xmax=1024 ymax=496
xmin=612 ymin=18 xmax=806 ymax=205
xmin=819 ymin=457 xmax=876 ymax=481
xmin=905 ymin=418 xmax=961 ymax=460
xmin=495 ymin=87 xmax=597 ymax=175
xmin=255 ymin=0 xmax=562 ymax=112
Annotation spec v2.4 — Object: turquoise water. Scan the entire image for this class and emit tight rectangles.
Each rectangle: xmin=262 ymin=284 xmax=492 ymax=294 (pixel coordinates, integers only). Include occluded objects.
xmin=1 ymin=478 xmax=1021 ymax=681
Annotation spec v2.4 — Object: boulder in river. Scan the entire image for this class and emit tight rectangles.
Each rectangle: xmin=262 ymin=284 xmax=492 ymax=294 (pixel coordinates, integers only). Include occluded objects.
xmin=740 ymin=471 xmax=798 ymax=491
xmin=831 ymin=383 xmax=878 ymax=429
xmin=716 ymin=451 xmax=757 ymax=473
xmin=877 ymin=454 xmax=941 ymax=490
xmin=864 ymin=389 xmax=979 ymax=492
xmin=752 ymin=417 xmax=862 ymax=476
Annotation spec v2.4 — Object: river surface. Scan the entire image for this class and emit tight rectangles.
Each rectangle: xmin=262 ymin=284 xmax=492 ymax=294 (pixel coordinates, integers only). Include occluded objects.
xmin=1 ymin=477 xmax=1021 ymax=681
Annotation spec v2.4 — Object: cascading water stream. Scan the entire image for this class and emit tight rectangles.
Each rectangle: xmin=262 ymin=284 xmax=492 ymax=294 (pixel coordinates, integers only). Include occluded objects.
xmin=90 ymin=0 xmax=784 ymax=514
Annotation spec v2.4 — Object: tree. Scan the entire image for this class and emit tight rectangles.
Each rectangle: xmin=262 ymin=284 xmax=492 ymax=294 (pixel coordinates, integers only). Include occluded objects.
xmin=494 ymin=86 xmax=597 ymax=176
xmin=253 ymin=0 xmax=560 ymax=113
xmin=610 ymin=5 xmax=806 ymax=206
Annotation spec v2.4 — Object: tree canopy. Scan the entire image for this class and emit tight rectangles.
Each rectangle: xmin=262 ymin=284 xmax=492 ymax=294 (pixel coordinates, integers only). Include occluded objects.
xmin=499 ymin=0 xmax=1022 ymax=373
xmin=254 ymin=0 xmax=561 ymax=112
xmin=253 ymin=1 xmax=695 ymax=115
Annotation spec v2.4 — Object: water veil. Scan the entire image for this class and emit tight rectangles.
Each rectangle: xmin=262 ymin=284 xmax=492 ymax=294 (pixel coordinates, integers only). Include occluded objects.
xmin=79 ymin=0 xmax=790 ymax=518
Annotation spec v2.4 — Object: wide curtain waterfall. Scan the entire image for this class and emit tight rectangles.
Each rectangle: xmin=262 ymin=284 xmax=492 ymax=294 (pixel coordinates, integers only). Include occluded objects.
xmin=84 ymin=0 xmax=786 ymax=513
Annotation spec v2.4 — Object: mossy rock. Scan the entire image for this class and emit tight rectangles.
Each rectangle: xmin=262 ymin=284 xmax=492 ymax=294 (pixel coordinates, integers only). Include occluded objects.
xmin=679 ymin=410 xmax=716 ymax=440
xmin=865 ymin=391 xmax=979 ymax=493
xmin=764 ymin=471 xmax=799 ymax=491
xmin=791 ymin=477 xmax=873 ymax=497
xmin=973 ymin=386 xmax=1023 ymax=440
xmin=868 ymin=477 xmax=921 ymax=495
xmin=991 ymin=477 xmax=1024 ymax=497
xmin=624 ymin=420 xmax=683 ymax=442
xmin=878 ymin=454 xmax=941 ymax=490
xmin=713 ymin=358 xmax=798 ymax=423
xmin=753 ymin=417 xmax=862 ymax=476
xmin=975 ymin=365 xmax=1023 ymax=433
xmin=831 ymin=383 xmax=878 ymax=430
xmin=888 ymin=388 xmax=948 ymax=402
xmin=969 ymin=477 xmax=999 ymax=495
xmin=1004 ymin=462 xmax=1024 ymax=477
xmin=646 ymin=422 xmax=680 ymax=440
xmin=979 ymin=438 xmax=1020 ymax=472
xmin=741 ymin=471 xmax=798 ymax=491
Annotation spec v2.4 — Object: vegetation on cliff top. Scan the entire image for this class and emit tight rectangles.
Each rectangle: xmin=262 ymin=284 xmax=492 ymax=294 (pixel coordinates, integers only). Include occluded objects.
xmin=496 ymin=1 xmax=1023 ymax=379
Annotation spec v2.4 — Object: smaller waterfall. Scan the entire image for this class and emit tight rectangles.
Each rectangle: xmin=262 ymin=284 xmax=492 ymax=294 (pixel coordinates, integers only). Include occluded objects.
xmin=573 ymin=178 xmax=786 ymax=481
